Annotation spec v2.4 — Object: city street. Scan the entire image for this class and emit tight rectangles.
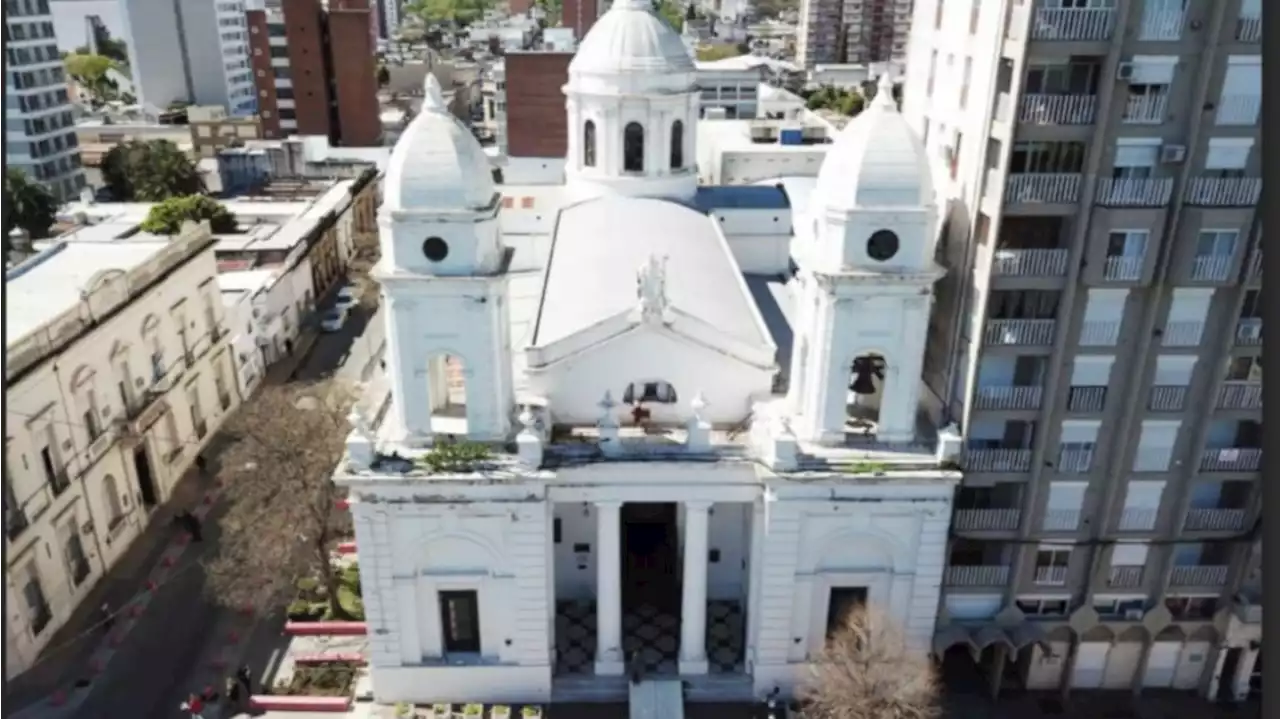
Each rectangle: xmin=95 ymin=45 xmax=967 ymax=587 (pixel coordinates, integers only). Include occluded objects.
xmin=6 ymin=293 xmax=385 ymax=719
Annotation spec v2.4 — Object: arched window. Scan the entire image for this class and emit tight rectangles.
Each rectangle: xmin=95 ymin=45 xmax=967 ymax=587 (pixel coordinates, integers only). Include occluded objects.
xmin=623 ymin=122 xmax=645 ymax=173
xmin=583 ymin=120 xmax=597 ymax=167
xmin=670 ymin=120 xmax=684 ymax=170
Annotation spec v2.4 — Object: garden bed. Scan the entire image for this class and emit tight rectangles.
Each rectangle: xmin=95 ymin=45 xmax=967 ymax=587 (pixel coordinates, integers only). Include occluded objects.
xmin=395 ymin=704 xmax=544 ymax=719
xmin=286 ymin=563 xmax=364 ymax=622
xmin=269 ymin=661 xmax=360 ymax=697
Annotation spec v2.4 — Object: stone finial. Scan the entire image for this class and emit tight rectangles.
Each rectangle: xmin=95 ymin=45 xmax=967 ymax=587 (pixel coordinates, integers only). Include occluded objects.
xmin=690 ymin=392 xmax=708 ymax=423
xmin=686 ymin=392 xmax=711 ymax=452
xmin=347 ymin=406 xmax=372 ymax=440
xmin=598 ymin=390 xmax=618 ymax=422
xmin=872 ymin=72 xmax=897 ymax=110
xmin=423 ymin=74 xmax=446 ymax=112
xmin=516 ymin=406 xmax=544 ymax=469
xmin=635 ymin=254 xmax=670 ymax=324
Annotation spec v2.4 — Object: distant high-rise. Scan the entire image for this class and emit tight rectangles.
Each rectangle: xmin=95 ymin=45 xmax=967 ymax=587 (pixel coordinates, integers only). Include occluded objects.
xmin=797 ymin=0 xmax=913 ymax=67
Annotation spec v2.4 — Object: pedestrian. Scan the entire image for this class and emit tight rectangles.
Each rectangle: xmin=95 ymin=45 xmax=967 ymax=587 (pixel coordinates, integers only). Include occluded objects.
xmin=180 ymin=692 xmax=204 ymax=719
xmin=236 ymin=665 xmax=253 ymax=697
xmin=99 ymin=602 xmax=113 ymax=632
xmin=224 ymin=676 xmax=242 ymax=712
xmin=195 ymin=455 xmax=208 ymax=478
xmin=178 ymin=510 xmax=203 ymax=542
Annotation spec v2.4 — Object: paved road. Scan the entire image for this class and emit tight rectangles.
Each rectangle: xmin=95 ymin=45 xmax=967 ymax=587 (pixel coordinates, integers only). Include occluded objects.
xmin=64 ymin=299 xmax=386 ymax=719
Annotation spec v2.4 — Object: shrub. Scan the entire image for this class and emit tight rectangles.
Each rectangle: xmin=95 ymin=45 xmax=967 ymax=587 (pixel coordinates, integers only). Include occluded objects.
xmin=139 ymin=194 xmax=237 ymax=235
xmin=417 ymin=442 xmax=491 ymax=474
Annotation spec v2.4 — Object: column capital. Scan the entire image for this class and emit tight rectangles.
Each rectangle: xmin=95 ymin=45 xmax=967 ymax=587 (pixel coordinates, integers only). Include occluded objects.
xmin=684 ymin=500 xmax=714 ymax=513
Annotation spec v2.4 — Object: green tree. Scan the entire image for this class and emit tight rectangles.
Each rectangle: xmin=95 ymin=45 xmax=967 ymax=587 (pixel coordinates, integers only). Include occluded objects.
xmin=696 ymin=44 xmax=743 ymax=62
xmin=804 ymin=84 xmax=865 ymax=116
xmin=64 ymin=53 xmax=118 ymax=103
xmin=407 ymin=0 xmax=495 ymax=26
xmin=101 ymin=140 xmax=204 ymax=201
xmin=655 ymin=0 xmax=685 ymax=31
xmin=3 ymin=169 xmax=59 ymax=241
xmin=139 ymin=195 xmax=237 ymax=235
xmin=534 ymin=0 xmax=562 ymax=24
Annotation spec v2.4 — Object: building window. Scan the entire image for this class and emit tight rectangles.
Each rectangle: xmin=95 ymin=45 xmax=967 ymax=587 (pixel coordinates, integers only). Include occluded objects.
xmin=583 ymin=120 xmax=596 ymax=167
xmin=622 ymin=381 xmax=677 ymax=404
xmin=20 ymin=563 xmax=52 ymax=635
xmin=439 ymin=590 xmax=481 ymax=654
xmin=623 ymin=122 xmax=644 ymax=173
xmin=825 ymin=587 xmax=867 ymax=639
xmin=670 ymin=119 xmax=684 ymax=170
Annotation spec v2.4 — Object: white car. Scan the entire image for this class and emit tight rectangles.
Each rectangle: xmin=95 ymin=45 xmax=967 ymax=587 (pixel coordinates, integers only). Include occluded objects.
xmin=335 ymin=285 xmax=359 ymax=310
xmin=320 ymin=308 xmax=347 ymax=333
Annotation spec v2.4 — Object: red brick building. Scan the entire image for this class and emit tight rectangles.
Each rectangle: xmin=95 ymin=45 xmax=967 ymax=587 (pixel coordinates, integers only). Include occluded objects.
xmin=503 ymin=52 xmax=573 ymax=158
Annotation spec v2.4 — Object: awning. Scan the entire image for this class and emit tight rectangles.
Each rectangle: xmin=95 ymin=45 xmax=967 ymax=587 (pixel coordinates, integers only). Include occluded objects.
xmin=1008 ymin=622 xmax=1051 ymax=652
xmin=932 ymin=625 xmax=973 ymax=656
xmin=969 ymin=625 xmax=1013 ymax=652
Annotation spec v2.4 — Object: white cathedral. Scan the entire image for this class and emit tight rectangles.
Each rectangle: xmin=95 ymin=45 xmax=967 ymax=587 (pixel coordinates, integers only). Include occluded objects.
xmin=337 ymin=0 xmax=963 ymax=705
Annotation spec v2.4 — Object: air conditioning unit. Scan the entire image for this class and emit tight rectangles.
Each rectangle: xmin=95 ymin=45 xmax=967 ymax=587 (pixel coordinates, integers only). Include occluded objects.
xmin=1160 ymin=144 xmax=1187 ymax=163
xmin=1124 ymin=608 xmax=1144 ymax=621
xmin=1116 ymin=62 xmax=1137 ymax=81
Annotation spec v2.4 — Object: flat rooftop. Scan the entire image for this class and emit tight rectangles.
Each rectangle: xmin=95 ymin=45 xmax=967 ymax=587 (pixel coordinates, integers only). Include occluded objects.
xmin=5 ymin=240 xmax=173 ymax=346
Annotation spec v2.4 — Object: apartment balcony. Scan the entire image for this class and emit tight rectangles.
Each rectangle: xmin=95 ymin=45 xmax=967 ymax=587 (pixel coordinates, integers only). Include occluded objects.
xmin=1005 ymin=173 xmax=1082 ymax=205
xmin=1103 ymin=255 xmax=1144 ymax=281
xmin=1246 ymin=251 xmax=1262 ymax=283
xmin=1096 ymin=177 xmax=1173 ymax=207
xmin=1235 ymin=14 xmax=1261 ymax=42
xmin=945 ymin=565 xmax=1011 ymax=587
xmin=1079 ymin=320 xmax=1121 ymax=347
xmin=1183 ymin=508 xmax=1248 ymax=533
xmin=1019 ymin=94 xmax=1097 ymax=125
xmin=992 ymin=248 xmax=1070 ymax=277
xmin=1117 ymin=508 xmax=1158 ymax=532
xmin=1034 ymin=566 xmax=1069 ymax=586
xmin=1138 ymin=10 xmax=1185 ymax=41
xmin=953 ymin=508 xmax=1022 ymax=532
xmin=1215 ymin=94 xmax=1261 ymax=126
xmin=985 ymin=319 xmax=1057 ymax=346
xmin=1169 ymin=565 xmax=1229 ymax=588
xmin=1161 ymin=321 xmax=1205 ymax=347
xmin=1200 ymin=447 xmax=1261 ymax=473
xmin=1067 ymin=386 xmax=1107 ymax=413
xmin=1042 ymin=509 xmax=1082 ymax=532
xmin=1057 ymin=448 xmax=1096 ymax=474
xmin=1217 ymin=384 xmax=1262 ymax=411
xmin=1122 ymin=94 xmax=1169 ymax=124
xmin=1148 ymin=385 xmax=1187 ymax=412
xmin=1184 ymin=177 xmax=1262 ymax=207
xmin=965 ymin=448 xmax=1034 ymax=473
xmin=1108 ymin=566 xmax=1145 ymax=589
xmin=1031 ymin=7 xmax=1114 ymax=41
xmin=975 ymin=385 xmax=1043 ymax=410
xmin=1190 ymin=255 xmax=1234 ymax=282
xmin=1235 ymin=318 xmax=1262 ymax=346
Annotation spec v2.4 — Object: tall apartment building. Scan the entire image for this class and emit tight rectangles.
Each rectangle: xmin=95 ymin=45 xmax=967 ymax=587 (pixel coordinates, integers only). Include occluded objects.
xmin=903 ymin=0 xmax=1261 ymax=700
xmin=5 ymin=0 xmax=86 ymax=200
xmin=245 ymin=0 xmax=381 ymax=146
xmin=797 ymin=0 xmax=914 ymax=67
xmin=118 ymin=0 xmax=256 ymax=114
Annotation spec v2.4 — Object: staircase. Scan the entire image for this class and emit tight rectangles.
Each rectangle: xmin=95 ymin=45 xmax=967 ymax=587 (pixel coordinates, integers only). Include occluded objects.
xmin=630 ymin=680 xmax=684 ymax=719
xmin=551 ymin=675 xmax=629 ymax=703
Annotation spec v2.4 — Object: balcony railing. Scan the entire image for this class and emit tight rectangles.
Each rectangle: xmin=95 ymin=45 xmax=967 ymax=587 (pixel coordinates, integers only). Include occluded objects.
xmin=1057 ymin=448 xmax=1096 ymax=474
xmin=1200 ymin=447 xmax=1261 ymax=473
xmin=1108 ymin=566 xmax=1145 ymax=589
xmin=1103 ymin=255 xmax=1144 ymax=281
xmin=1246 ymin=251 xmax=1262 ymax=282
xmin=1235 ymin=14 xmax=1261 ymax=42
xmin=1183 ymin=508 xmax=1248 ymax=532
xmin=1235 ymin=318 xmax=1262 ymax=346
xmin=1122 ymin=93 xmax=1169 ymax=124
xmin=1133 ymin=448 xmax=1173 ymax=473
xmin=1216 ymin=94 xmax=1261 ymax=126
xmin=1042 ymin=509 xmax=1081 ymax=532
xmin=1031 ymin=7 xmax=1114 ymax=41
xmin=1034 ymin=565 xmax=1069 ymax=586
xmin=1161 ymin=321 xmax=1205 ymax=347
xmin=1067 ymin=386 xmax=1107 ymax=413
xmin=965 ymin=448 xmax=1034 ymax=473
xmin=1005 ymin=173 xmax=1082 ymax=204
xmin=1096 ymin=177 xmax=1173 ymax=207
xmin=1117 ymin=508 xmax=1158 ymax=532
xmin=1169 ymin=565 xmax=1229 ymax=588
xmin=975 ymin=385 xmax=1043 ymax=410
xmin=985 ymin=319 xmax=1057 ymax=346
xmin=953 ymin=508 xmax=1021 ymax=532
xmin=1217 ymin=384 xmax=1262 ymax=410
xmin=945 ymin=565 xmax=1011 ymax=587
xmin=1019 ymin=94 xmax=1097 ymax=125
xmin=1138 ymin=10 xmax=1184 ymax=41
xmin=1148 ymin=385 xmax=1187 ymax=412
xmin=1190 ymin=255 xmax=1234 ymax=282
xmin=992 ymin=248 xmax=1069 ymax=277
xmin=1185 ymin=177 xmax=1262 ymax=207
xmin=1079 ymin=320 xmax=1121 ymax=347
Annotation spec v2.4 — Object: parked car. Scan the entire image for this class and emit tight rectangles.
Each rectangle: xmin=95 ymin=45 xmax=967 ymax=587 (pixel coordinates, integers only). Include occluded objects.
xmin=335 ymin=285 xmax=359 ymax=310
xmin=320 ymin=308 xmax=347 ymax=333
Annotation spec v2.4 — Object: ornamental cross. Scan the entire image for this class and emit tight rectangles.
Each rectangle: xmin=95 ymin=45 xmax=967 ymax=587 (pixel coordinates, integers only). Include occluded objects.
xmin=636 ymin=254 xmax=670 ymax=324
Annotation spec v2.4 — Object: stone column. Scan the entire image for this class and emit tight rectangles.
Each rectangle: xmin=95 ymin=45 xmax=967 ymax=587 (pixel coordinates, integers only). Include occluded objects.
xmin=389 ymin=301 xmax=432 ymax=445
xmin=594 ymin=500 xmax=624 ymax=675
xmin=679 ymin=501 xmax=712 ymax=675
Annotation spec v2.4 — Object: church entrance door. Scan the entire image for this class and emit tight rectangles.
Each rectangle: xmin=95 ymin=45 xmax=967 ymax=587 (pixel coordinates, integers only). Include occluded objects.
xmin=620 ymin=502 xmax=681 ymax=675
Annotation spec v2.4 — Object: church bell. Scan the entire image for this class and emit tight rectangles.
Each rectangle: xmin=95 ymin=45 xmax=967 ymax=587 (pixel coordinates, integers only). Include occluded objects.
xmin=849 ymin=357 xmax=882 ymax=395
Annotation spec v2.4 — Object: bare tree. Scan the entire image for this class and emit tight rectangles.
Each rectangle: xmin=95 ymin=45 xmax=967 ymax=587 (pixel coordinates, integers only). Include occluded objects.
xmin=204 ymin=380 xmax=355 ymax=617
xmin=799 ymin=604 xmax=942 ymax=719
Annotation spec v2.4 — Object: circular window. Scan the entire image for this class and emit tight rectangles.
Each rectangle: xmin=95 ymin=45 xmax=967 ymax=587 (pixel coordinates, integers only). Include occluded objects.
xmin=422 ymin=236 xmax=449 ymax=262
xmin=867 ymin=229 xmax=900 ymax=262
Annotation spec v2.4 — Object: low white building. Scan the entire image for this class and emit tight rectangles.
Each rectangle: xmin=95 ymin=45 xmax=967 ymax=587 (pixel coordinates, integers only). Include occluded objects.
xmin=696 ymin=109 xmax=839 ymax=186
xmin=334 ymin=2 xmax=961 ymax=707
xmin=4 ymin=223 xmax=240 ymax=679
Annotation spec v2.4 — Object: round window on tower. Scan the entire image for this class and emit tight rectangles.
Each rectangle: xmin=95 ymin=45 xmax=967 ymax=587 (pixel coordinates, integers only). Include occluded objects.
xmin=422 ymin=237 xmax=449 ymax=262
xmin=866 ymin=230 xmax=900 ymax=262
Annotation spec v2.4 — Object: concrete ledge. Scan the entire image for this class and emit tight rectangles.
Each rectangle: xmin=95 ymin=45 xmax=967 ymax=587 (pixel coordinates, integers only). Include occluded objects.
xmin=249 ymin=695 xmax=353 ymax=712
xmin=369 ymin=664 xmax=552 ymax=704
xmin=294 ymin=653 xmax=367 ymax=665
xmin=336 ymin=541 xmax=357 ymax=555
xmin=284 ymin=621 xmax=368 ymax=636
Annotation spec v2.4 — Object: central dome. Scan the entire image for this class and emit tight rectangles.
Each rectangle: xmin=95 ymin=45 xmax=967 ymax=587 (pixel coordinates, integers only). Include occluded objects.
xmin=569 ymin=0 xmax=695 ymax=77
